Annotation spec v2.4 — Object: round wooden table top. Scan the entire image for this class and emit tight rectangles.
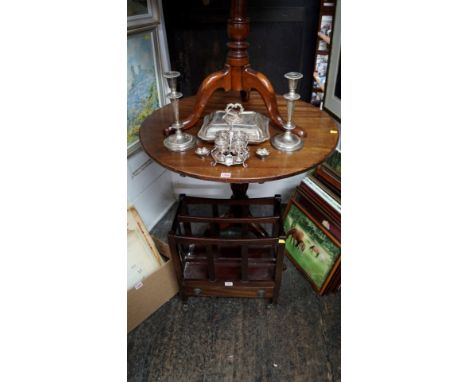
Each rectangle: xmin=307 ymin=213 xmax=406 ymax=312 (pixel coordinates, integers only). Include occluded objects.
xmin=139 ymin=91 xmax=339 ymax=184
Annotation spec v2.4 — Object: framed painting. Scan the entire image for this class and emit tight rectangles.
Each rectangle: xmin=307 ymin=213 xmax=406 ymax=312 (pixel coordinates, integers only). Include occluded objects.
xmin=127 ymin=0 xmax=160 ymax=29
xmin=127 ymin=27 xmax=166 ymax=155
xmin=283 ymin=199 xmax=341 ymax=294
xmin=323 ymin=0 xmax=340 ymax=121
xmin=317 ymin=147 xmax=341 ymax=192
xmin=323 ymin=148 xmax=341 ymax=179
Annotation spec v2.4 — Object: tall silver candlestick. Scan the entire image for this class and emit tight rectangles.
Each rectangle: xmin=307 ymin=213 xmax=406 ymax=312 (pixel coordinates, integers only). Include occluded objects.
xmin=163 ymin=71 xmax=196 ymax=152
xmin=271 ymin=72 xmax=304 ymax=152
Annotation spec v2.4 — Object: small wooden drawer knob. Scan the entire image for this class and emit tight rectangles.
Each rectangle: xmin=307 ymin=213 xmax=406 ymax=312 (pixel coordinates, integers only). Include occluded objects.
xmin=194 ymin=288 xmax=202 ymax=295
xmin=257 ymin=289 xmax=265 ymax=297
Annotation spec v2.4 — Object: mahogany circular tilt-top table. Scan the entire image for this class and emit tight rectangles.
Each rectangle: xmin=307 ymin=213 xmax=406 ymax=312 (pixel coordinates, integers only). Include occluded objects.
xmin=139 ymin=90 xmax=339 ymax=200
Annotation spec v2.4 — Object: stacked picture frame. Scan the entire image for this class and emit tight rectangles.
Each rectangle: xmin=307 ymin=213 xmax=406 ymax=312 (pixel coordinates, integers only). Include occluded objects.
xmin=283 ymin=150 xmax=341 ymax=295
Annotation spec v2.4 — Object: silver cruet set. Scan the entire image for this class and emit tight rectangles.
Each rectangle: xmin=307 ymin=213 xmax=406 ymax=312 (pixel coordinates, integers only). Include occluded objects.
xmin=210 ymin=104 xmax=250 ymax=167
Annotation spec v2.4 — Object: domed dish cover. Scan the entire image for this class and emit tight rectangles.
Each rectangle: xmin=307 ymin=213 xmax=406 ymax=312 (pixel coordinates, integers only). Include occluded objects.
xmin=198 ymin=103 xmax=270 ymax=144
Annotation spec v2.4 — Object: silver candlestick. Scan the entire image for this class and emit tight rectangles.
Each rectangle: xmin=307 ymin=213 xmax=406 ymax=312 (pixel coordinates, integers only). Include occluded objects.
xmin=271 ymin=72 xmax=304 ymax=152
xmin=163 ymin=71 xmax=196 ymax=152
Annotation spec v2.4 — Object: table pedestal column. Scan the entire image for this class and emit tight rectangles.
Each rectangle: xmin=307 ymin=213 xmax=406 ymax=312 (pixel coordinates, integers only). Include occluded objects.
xmin=230 ymin=183 xmax=249 ymax=200
xmin=230 ymin=183 xmax=249 ymax=221
xmin=229 ymin=183 xmax=268 ymax=237
xmin=163 ymin=0 xmax=306 ymax=139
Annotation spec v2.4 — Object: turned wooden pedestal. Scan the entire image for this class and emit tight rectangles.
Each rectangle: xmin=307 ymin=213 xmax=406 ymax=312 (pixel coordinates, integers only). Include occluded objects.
xmin=164 ymin=0 xmax=306 ymax=139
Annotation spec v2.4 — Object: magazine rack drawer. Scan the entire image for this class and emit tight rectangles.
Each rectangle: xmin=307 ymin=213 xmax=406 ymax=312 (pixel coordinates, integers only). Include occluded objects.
xmin=184 ymin=281 xmax=275 ymax=299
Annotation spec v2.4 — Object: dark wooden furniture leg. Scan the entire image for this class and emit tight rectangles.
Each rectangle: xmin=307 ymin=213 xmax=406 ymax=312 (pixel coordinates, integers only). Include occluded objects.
xmin=164 ymin=68 xmax=230 ymax=136
xmin=240 ymin=90 xmax=250 ymax=102
xmin=168 ymin=233 xmax=188 ymax=303
xmin=230 ymin=183 xmax=268 ymax=237
xmin=172 ymin=0 xmax=305 ymax=138
xmin=243 ymin=68 xmax=306 ymax=138
xmin=272 ymin=240 xmax=286 ymax=304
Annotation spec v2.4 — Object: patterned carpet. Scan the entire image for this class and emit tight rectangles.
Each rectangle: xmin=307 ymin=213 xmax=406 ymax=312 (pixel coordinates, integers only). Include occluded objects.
xmin=128 ymin=203 xmax=340 ymax=382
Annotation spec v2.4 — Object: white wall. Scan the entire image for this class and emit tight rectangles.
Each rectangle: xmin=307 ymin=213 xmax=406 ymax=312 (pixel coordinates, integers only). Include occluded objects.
xmin=128 ymin=155 xmax=304 ymax=230
xmin=128 ymin=148 xmax=306 ymax=230
xmin=171 ymin=172 xmax=306 ymax=202
xmin=127 ymin=150 xmax=176 ymax=229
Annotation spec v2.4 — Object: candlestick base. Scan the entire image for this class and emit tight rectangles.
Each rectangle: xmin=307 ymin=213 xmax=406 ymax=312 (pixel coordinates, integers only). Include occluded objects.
xmin=270 ymin=131 xmax=303 ymax=152
xmin=163 ymin=131 xmax=196 ymax=152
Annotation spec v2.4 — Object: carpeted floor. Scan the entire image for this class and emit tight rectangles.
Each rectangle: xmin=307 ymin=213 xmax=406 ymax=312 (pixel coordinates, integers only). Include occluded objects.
xmin=128 ymin=203 xmax=341 ymax=382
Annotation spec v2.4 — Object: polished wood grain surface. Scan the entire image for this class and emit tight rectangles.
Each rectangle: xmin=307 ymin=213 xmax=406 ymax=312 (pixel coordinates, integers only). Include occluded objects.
xmin=139 ymin=90 xmax=339 ymax=183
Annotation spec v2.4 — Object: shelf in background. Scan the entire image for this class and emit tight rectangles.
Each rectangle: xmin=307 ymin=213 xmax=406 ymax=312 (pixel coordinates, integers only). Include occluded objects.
xmin=313 ymin=72 xmax=325 ymax=91
xmin=318 ymin=32 xmax=331 ymax=44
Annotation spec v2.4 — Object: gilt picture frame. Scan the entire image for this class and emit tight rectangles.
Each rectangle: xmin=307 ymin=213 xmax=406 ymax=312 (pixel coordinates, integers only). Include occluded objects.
xmin=283 ymin=199 xmax=341 ymax=294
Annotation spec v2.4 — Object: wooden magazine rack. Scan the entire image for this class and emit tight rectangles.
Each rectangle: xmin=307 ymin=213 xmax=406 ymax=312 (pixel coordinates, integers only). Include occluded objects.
xmin=168 ymin=195 xmax=286 ymax=304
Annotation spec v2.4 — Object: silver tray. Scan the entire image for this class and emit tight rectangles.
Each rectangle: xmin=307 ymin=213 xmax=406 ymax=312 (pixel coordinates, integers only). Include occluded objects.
xmin=198 ymin=111 xmax=270 ymax=144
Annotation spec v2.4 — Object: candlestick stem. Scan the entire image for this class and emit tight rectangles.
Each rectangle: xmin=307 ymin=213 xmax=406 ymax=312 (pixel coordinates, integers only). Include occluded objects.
xmin=163 ymin=71 xmax=196 ymax=152
xmin=271 ymin=72 xmax=304 ymax=152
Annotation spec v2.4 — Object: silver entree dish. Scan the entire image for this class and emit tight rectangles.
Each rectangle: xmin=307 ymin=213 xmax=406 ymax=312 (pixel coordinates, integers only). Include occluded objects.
xmin=198 ymin=111 xmax=270 ymax=144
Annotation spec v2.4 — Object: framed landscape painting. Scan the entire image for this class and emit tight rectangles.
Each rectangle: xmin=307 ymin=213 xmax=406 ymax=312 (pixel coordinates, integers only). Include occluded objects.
xmin=283 ymin=199 xmax=341 ymax=294
xmin=127 ymin=28 xmax=164 ymax=155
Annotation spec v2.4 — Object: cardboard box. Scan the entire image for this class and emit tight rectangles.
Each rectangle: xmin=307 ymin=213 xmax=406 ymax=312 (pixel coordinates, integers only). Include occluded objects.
xmin=127 ymin=207 xmax=164 ymax=289
xmin=127 ymin=238 xmax=179 ymax=333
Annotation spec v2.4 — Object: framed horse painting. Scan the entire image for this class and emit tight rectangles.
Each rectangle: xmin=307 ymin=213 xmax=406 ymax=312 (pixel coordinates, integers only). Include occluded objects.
xmin=283 ymin=199 xmax=341 ymax=294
